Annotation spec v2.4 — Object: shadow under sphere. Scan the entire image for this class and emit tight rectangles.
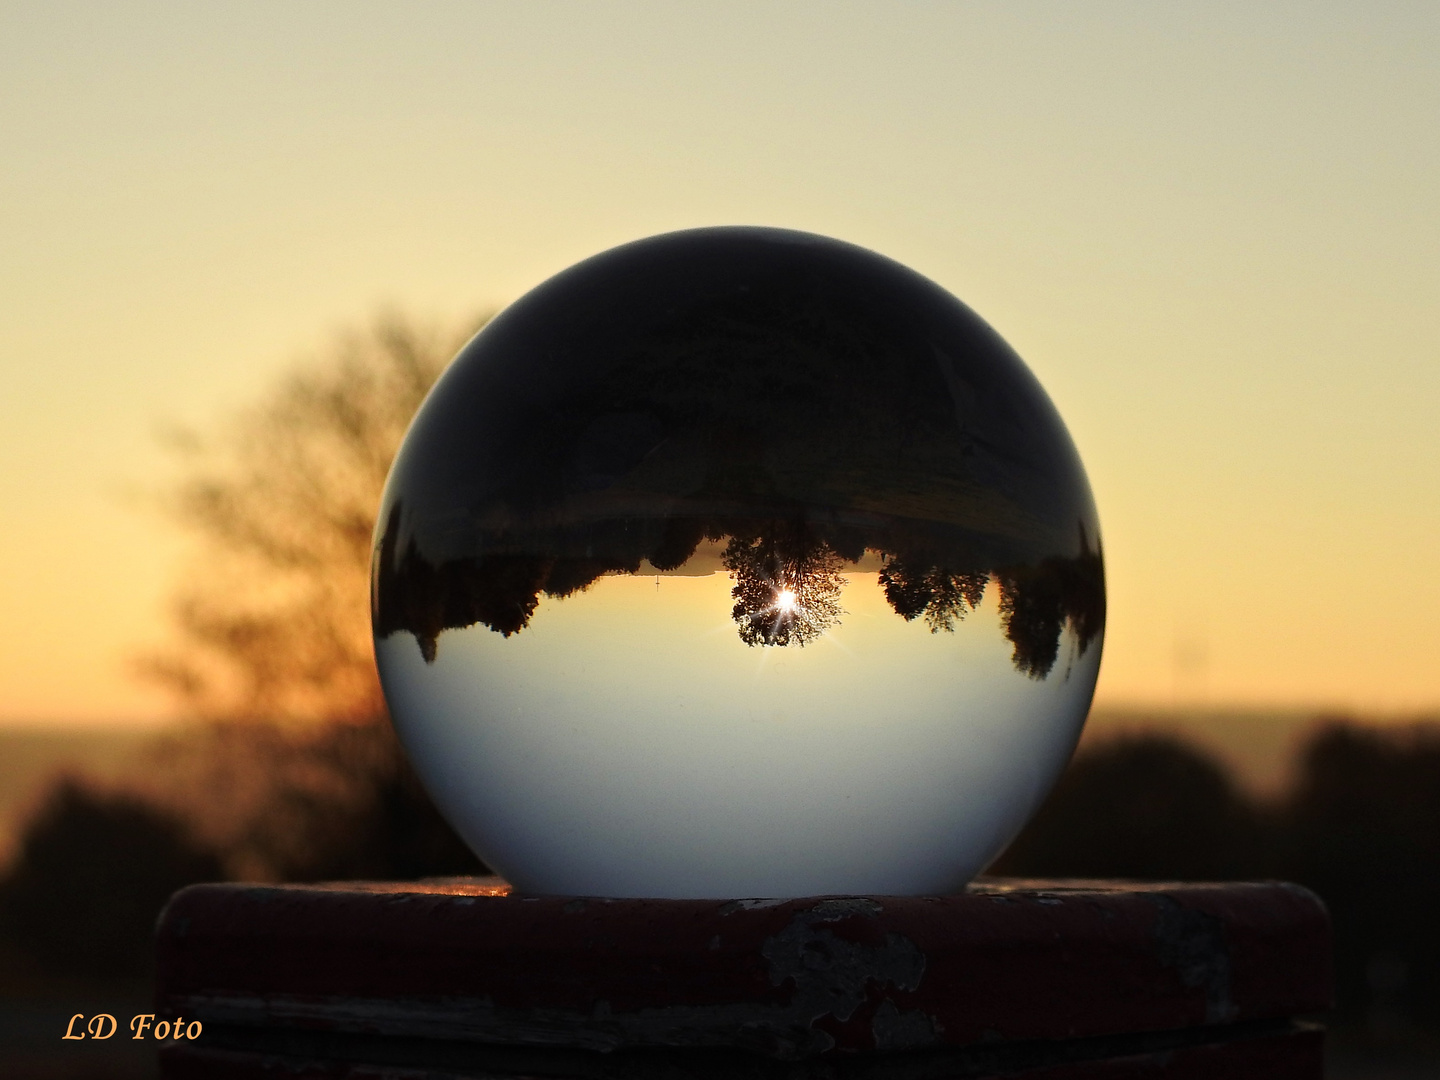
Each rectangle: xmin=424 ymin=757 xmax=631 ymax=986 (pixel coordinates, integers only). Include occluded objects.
xmin=372 ymin=227 xmax=1104 ymax=897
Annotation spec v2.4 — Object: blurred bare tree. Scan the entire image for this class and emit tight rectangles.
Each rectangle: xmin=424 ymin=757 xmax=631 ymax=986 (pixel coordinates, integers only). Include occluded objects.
xmin=141 ymin=312 xmax=485 ymax=724
xmin=134 ymin=311 xmax=490 ymax=881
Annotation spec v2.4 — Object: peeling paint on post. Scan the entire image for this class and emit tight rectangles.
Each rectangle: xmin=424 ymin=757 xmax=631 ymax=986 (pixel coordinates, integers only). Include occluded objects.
xmin=756 ymin=897 xmax=932 ymax=1054
xmin=1151 ymin=895 xmax=1236 ymax=1025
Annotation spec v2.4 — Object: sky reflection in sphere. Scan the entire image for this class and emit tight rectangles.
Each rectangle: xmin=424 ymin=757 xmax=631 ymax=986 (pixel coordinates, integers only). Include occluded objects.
xmin=371 ymin=227 xmax=1104 ymax=898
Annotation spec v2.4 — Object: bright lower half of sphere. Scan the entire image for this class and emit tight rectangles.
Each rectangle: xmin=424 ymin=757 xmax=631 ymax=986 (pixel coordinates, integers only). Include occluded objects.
xmin=375 ymin=552 xmax=1100 ymax=898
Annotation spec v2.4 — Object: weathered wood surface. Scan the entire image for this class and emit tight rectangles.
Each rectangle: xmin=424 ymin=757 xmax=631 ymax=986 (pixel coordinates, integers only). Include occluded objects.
xmin=153 ymin=877 xmax=1331 ymax=1078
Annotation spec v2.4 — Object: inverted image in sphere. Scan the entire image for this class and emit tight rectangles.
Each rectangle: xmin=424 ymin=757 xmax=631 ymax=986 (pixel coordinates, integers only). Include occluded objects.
xmin=372 ymin=227 xmax=1104 ymax=897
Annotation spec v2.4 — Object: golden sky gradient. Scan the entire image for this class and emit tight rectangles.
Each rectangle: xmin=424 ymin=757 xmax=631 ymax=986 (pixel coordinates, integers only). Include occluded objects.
xmin=1 ymin=3 xmax=1436 ymax=725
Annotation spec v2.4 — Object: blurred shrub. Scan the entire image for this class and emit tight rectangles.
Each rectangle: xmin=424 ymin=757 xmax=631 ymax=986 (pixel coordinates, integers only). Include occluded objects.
xmin=0 ymin=722 xmax=482 ymax=980
xmin=992 ymin=734 xmax=1270 ymax=882
xmin=1281 ymin=722 xmax=1440 ymax=1031
xmin=0 ymin=780 xmax=222 ymax=978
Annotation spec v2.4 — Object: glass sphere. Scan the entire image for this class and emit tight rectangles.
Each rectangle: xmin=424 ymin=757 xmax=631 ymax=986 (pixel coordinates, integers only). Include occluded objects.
xmin=372 ymin=227 xmax=1104 ymax=898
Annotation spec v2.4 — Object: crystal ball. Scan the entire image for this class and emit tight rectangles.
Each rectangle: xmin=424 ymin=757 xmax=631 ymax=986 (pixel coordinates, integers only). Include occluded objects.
xmin=372 ymin=227 xmax=1104 ymax=898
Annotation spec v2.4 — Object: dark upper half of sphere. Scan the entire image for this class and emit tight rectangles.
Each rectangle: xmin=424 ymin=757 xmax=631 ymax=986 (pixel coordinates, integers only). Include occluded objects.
xmin=378 ymin=227 xmax=1099 ymax=572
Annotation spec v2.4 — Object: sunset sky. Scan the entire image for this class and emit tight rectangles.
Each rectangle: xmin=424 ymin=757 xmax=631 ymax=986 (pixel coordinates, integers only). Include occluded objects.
xmin=1 ymin=2 xmax=1436 ymax=726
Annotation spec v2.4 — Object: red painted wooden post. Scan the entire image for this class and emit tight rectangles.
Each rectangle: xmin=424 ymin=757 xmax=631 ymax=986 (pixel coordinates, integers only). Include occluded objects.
xmin=153 ymin=877 xmax=1331 ymax=1078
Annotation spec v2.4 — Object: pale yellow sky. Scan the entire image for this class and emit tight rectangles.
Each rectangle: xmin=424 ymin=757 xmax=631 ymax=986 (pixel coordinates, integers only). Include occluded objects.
xmin=1 ymin=2 xmax=1436 ymax=725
